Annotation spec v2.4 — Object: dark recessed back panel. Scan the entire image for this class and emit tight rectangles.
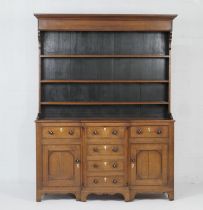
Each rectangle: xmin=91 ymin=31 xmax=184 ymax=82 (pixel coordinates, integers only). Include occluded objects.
xmin=41 ymin=105 xmax=169 ymax=119
xmin=40 ymin=31 xmax=170 ymax=119
xmin=42 ymin=58 xmax=168 ymax=80
xmin=42 ymin=32 xmax=169 ymax=55
xmin=41 ymin=84 xmax=168 ymax=102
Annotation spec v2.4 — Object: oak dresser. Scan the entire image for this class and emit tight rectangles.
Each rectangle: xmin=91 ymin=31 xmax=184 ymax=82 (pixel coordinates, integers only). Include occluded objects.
xmin=35 ymin=14 xmax=177 ymax=202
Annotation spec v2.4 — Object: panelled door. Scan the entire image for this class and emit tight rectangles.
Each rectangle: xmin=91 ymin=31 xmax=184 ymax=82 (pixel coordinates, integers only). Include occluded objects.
xmin=43 ymin=145 xmax=81 ymax=187
xmin=130 ymin=144 xmax=168 ymax=186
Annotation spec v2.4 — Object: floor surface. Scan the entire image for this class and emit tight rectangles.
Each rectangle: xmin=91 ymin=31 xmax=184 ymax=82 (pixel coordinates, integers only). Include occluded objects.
xmin=0 ymin=182 xmax=202 ymax=210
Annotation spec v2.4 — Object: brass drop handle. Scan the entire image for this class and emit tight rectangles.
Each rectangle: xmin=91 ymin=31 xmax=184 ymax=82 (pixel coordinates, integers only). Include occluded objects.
xmin=136 ymin=128 xmax=142 ymax=135
xmin=68 ymin=129 xmax=74 ymax=135
xmin=75 ymin=159 xmax=80 ymax=164
xmin=112 ymin=179 xmax=117 ymax=184
xmin=112 ymin=162 xmax=118 ymax=168
xmin=48 ymin=130 xmax=54 ymax=135
xmin=93 ymin=164 xmax=99 ymax=168
xmin=93 ymin=179 xmax=98 ymax=184
xmin=112 ymin=146 xmax=118 ymax=152
xmin=93 ymin=130 xmax=98 ymax=135
xmin=157 ymin=129 xmax=162 ymax=134
xmin=93 ymin=147 xmax=99 ymax=152
xmin=112 ymin=130 xmax=118 ymax=135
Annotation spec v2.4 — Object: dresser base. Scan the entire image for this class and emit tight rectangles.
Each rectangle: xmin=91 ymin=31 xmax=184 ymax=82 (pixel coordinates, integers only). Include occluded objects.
xmin=36 ymin=119 xmax=174 ymax=202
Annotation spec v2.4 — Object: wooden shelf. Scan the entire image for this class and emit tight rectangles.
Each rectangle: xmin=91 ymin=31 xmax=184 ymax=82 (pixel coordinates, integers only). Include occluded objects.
xmin=40 ymin=54 xmax=170 ymax=58
xmin=41 ymin=101 xmax=169 ymax=105
xmin=41 ymin=80 xmax=169 ymax=84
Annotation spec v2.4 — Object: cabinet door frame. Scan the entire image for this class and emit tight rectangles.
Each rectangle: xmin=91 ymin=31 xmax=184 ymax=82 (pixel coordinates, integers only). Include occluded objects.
xmin=130 ymin=144 xmax=168 ymax=186
xmin=43 ymin=144 xmax=81 ymax=187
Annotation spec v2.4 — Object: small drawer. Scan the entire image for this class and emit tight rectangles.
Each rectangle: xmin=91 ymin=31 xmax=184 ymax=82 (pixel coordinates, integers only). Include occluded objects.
xmin=87 ymin=160 xmax=124 ymax=172
xmin=130 ymin=126 xmax=168 ymax=138
xmin=42 ymin=127 xmax=80 ymax=139
xmin=86 ymin=127 xmax=125 ymax=139
xmin=88 ymin=145 xmax=124 ymax=156
xmin=87 ymin=176 xmax=124 ymax=187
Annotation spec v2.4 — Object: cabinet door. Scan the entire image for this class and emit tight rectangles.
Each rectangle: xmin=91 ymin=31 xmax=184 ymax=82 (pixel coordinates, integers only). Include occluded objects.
xmin=43 ymin=145 xmax=80 ymax=187
xmin=130 ymin=144 xmax=168 ymax=186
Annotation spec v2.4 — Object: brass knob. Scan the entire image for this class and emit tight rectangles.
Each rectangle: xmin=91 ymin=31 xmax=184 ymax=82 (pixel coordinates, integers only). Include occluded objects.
xmin=131 ymin=158 xmax=136 ymax=163
xmin=157 ymin=129 xmax=162 ymax=134
xmin=136 ymin=128 xmax=142 ymax=135
xmin=93 ymin=147 xmax=98 ymax=152
xmin=112 ymin=163 xmax=118 ymax=168
xmin=93 ymin=130 xmax=98 ymax=135
xmin=112 ymin=179 xmax=117 ymax=184
xmin=93 ymin=164 xmax=99 ymax=168
xmin=75 ymin=159 xmax=80 ymax=164
xmin=68 ymin=129 xmax=74 ymax=135
xmin=112 ymin=146 xmax=118 ymax=152
xmin=93 ymin=179 xmax=98 ymax=184
xmin=112 ymin=130 xmax=118 ymax=135
xmin=48 ymin=130 xmax=54 ymax=135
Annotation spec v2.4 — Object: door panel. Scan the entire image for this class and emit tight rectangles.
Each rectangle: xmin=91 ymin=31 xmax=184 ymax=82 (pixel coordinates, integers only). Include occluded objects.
xmin=43 ymin=145 xmax=80 ymax=187
xmin=130 ymin=144 xmax=168 ymax=186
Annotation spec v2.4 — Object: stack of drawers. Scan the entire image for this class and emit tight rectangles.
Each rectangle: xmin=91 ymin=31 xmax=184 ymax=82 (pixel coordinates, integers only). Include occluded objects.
xmin=84 ymin=126 xmax=127 ymax=189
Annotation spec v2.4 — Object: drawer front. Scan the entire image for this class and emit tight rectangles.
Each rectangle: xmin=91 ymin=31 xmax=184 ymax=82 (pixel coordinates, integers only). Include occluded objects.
xmin=87 ymin=160 xmax=124 ymax=171
xmin=87 ymin=176 xmax=124 ymax=187
xmin=86 ymin=127 xmax=125 ymax=138
xmin=42 ymin=127 xmax=81 ymax=139
xmin=130 ymin=126 xmax=168 ymax=138
xmin=87 ymin=145 xmax=124 ymax=156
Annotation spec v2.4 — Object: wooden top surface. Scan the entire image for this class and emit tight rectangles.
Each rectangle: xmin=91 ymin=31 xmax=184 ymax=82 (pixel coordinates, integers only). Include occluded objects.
xmin=34 ymin=13 xmax=177 ymax=20
xmin=36 ymin=118 xmax=175 ymax=123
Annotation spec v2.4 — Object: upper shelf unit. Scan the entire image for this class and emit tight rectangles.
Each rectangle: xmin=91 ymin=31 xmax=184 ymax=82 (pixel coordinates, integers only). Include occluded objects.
xmin=35 ymin=13 xmax=177 ymax=119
